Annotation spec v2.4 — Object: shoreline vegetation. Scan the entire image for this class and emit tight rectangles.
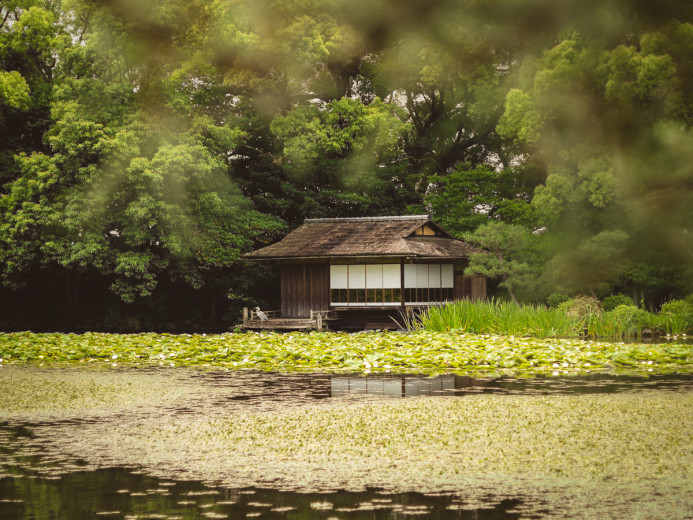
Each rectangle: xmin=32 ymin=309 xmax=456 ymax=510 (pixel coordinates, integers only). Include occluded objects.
xmin=0 ymin=329 xmax=691 ymax=377
xmin=417 ymin=298 xmax=693 ymax=339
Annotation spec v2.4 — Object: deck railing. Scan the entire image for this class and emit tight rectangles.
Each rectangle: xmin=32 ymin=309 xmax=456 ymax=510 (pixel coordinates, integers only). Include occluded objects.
xmin=310 ymin=309 xmax=333 ymax=330
xmin=243 ymin=308 xmax=280 ymax=325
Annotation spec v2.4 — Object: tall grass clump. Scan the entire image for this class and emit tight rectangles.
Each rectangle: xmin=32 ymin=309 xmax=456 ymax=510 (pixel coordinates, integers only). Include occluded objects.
xmin=419 ymin=295 xmax=693 ymax=340
xmin=656 ymin=299 xmax=693 ymax=335
xmin=421 ymin=297 xmax=662 ymax=340
xmin=585 ymin=305 xmax=653 ymax=338
xmin=420 ymin=299 xmax=583 ymax=338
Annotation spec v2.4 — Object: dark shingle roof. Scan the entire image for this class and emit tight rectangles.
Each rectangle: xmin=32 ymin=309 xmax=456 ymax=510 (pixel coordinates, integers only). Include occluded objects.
xmin=244 ymin=215 xmax=478 ymax=259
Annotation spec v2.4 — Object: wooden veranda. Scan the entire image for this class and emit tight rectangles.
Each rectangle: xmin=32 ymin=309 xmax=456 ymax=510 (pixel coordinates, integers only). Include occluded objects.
xmin=241 ymin=308 xmax=334 ymax=331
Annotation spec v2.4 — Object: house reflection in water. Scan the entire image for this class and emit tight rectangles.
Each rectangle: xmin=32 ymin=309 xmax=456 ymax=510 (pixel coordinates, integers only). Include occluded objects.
xmin=331 ymin=375 xmax=479 ymax=398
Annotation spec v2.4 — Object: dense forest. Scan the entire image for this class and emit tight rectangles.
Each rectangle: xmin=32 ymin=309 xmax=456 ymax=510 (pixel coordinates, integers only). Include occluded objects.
xmin=1 ymin=0 xmax=691 ymax=331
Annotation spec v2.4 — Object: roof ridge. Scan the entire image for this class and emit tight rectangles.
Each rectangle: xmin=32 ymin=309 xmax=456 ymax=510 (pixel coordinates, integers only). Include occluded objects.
xmin=306 ymin=215 xmax=430 ymax=223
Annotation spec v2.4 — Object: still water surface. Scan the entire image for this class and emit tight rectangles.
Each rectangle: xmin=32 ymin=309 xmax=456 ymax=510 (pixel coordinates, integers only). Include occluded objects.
xmin=1 ymin=369 xmax=692 ymax=519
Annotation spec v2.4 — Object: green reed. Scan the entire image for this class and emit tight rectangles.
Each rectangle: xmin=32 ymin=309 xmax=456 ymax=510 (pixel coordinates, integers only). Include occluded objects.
xmin=420 ymin=299 xmax=583 ymax=338
xmin=420 ymin=299 xmax=664 ymax=340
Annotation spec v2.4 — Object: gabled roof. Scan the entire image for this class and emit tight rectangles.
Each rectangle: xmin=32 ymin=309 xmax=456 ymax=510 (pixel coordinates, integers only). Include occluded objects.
xmin=244 ymin=215 xmax=478 ymax=259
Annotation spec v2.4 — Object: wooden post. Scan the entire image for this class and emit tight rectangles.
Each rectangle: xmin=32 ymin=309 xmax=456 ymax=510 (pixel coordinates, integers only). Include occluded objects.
xmin=243 ymin=307 xmax=248 ymax=326
xmin=400 ymin=258 xmax=405 ymax=309
xmin=316 ymin=312 xmax=323 ymax=331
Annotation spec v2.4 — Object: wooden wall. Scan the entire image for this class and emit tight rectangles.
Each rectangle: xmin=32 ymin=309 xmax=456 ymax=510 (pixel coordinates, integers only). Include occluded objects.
xmin=470 ymin=275 xmax=487 ymax=301
xmin=454 ymin=272 xmax=487 ymax=301
xmin=281 ymin=262 xmax=330 ymax=317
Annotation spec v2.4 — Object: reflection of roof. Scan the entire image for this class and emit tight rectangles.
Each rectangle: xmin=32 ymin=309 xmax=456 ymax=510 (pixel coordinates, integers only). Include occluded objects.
xmin=244 ymin=215 xmax=478 ymax=259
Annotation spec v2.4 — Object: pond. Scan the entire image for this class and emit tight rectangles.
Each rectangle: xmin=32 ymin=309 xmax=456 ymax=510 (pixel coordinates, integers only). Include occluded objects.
xmin=0 ymin=459 xmax=527 ymax=520
xmin=1 ymin=366 xmax=692 ymax=519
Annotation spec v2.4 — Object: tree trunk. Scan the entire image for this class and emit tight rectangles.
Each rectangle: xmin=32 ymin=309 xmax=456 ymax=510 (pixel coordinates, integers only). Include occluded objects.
xmin=506 ymin=285 xmax=519 ymax=305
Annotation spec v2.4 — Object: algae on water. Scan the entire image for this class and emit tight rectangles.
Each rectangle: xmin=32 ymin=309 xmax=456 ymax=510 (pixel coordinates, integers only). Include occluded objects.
xmin=1 ymin=366 xmax=692 ymax=518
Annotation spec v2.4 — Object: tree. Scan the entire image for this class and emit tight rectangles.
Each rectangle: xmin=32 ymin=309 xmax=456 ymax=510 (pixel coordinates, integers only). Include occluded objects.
xmin=0 ymin=0 xmax=284 ymax=316
xmin=269 ymin=96 xmax=412 ymax=217
xmin=543 ymin=230 xmax=629 ymax=298
xmin=0 ymin=1 xmax=68 ymax=184
xmin=426 ymin=163 xmax=538 ymax=237
xmin=2 ymin=0 xmax=692 ymax=328
xmin=463 ymin=222 xmax=540 ymax=304
xmin=497 ymin=25 xmax=693 ymax=300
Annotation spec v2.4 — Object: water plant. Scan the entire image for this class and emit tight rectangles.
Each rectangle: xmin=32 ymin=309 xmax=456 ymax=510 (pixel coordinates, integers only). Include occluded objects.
xmin=420 ymin=298 xmax=685 ymax=341
xmin=657 ymin=299 xmax=693 ymax=335
xmin=0 ymin=330 xmax=691 ymax=376
xmin=421 ymin=298 xmax=584 ymax=338
xmin=586 ymin=305 xmax=653 ymax=338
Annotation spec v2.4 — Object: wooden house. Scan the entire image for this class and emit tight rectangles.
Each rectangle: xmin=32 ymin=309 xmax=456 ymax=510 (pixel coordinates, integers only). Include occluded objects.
xmin=243 ymin=215 xmax=486 ymax=330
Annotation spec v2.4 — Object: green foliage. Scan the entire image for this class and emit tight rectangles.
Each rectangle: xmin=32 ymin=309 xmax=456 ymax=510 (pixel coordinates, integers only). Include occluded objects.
xmin=1 ymin=0 xmax=692 ymax=328
xmin=0 ymin=71 xmax=30 ymax=110
xmin=602 ymin=294 xmax=634 ymax=312
xmin=0 ymin=0 xmax=284 ymax=306
xmin=464 ymin=222 xmax=540 ymax=303
xmin=497 ymin=88 xmax=543 ymax=144
xmin=546 ymin=291 xmax=570 ymax=308
xmin=1 ymin=330 xmax=692 ymax=376
xmin=421 ymin=298 xmax=672 ymax=341
xmin=426 ymin=164 xmax=537 ymax=236
xmin=543 ymin=230 xmax=629 ymax=296
xmin=270 ymin=96 xmax=409 ymax=193
xmin=657 ymin=299 xmax=693 ymax=335
xmin=589 ymin=305 xmax=654 ymax=338
xmin=616 ymin=261 xmax=688 ymax=309
xmin=499 ymin=22 xmax=693 ymax=303
xmin=421 ymin=299 xmax=583 ymax=339
xmin=265 ymin=96 xmax=414 ymax=218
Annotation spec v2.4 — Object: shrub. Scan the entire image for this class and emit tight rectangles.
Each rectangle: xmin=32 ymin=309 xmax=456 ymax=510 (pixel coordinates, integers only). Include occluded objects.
xmin=546 ymin=292 xmax=570 ymax=308
xmin=656 ymin=299 xmax=693 ymax=335
xmin=605 ymin=305 xmax=654 ymax=337
xmin=602 ymin=294 xmax=634 ymax=312
xmin=558 ymin=296 xmax=602 ymax=320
